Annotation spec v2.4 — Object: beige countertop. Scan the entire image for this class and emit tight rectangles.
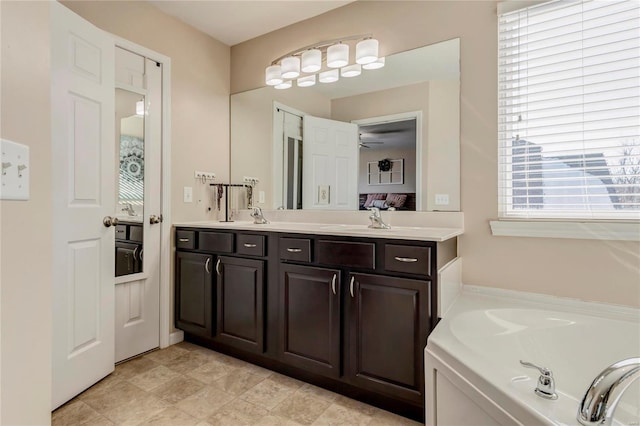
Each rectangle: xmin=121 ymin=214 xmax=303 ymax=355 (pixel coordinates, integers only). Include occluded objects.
xmin=173 ymin=220 xmax=462 ymax=242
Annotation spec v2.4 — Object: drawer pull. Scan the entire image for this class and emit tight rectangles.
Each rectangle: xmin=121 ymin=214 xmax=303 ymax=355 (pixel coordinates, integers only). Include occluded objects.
xmin=349 ymin=276 xmax=355 ymax=298
xmin=215 ymin=258 xmax=222 ymax=275
xmin=287 ymin=248 xmax=302 ymax=253
xmin=179 ymin=238 xmax=190 ymax=243
xmin=243 ymin=243 xmax=257 ymax=248
xmin=394 ymin=256 xmax=419 ymax=263
xmin=331 ymin=274 xmax=337 ymax=295
xmin=205 ymin=258 xmax=211 ymax=274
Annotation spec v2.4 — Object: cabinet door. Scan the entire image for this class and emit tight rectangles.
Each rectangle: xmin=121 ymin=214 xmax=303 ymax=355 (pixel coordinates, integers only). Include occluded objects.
xmin=175 ymin=252 xmax=214 ymax=336
xmin=280 ymin=264 xmax=341 ymax=378
xmin=215 ymin=256 xmax=265 ymax=353
xmin=348 ymin=273 xmax=430 ymax=404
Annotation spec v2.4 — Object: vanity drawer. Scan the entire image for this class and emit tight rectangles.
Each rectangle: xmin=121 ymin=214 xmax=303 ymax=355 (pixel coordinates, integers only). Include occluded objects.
xmin=280 ymin=238 xmax=311 ymax=262
xmin=199 ymin=231 xmax=234 ymax=253
xmin=176 ymin=230 xmax=196 ymax=249
xmin=237 ymin=234 xmax=265 ymax=257
xmin=129 ymin=225 xmax=143 ymax=243
xmin=115 ymin=225 xmax=127 ymax=240
xmin=317 ymin=240 xmax=375 ymax=269
xmin=384 ymin=244 xmax=431 ymax=276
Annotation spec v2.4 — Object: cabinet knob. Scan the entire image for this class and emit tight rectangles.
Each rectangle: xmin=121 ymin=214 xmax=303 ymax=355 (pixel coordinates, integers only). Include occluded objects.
xmin=103 ymin=216 xmax=118 ymax=227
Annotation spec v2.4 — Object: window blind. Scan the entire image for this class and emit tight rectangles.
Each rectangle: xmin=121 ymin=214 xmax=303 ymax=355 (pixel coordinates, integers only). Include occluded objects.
xmin=498 ymin=0 xmax=640 ymax=219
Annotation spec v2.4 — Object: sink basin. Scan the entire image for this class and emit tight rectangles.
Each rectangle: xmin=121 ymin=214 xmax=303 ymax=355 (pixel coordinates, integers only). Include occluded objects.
xmin=319 ymin=224 xmax=394 ymax=232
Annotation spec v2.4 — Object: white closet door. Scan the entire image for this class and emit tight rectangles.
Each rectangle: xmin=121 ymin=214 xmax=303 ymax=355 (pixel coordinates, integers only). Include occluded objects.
xmin=302 ymin=116 xmax=358 ymax=210
xmin=115 ymin=55 xmax=161 ymax=363
xmin=51 ymin=2 xmax=115 ymax=409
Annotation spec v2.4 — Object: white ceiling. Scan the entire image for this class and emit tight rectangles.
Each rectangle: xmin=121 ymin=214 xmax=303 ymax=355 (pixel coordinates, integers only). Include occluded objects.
xmin=149 ymin=0 xmax=354 ymax=46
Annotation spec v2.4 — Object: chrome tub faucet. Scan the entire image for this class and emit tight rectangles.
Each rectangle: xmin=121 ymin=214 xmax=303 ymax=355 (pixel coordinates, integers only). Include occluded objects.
xmin=578 ymin=357 xmax=640 ymax=425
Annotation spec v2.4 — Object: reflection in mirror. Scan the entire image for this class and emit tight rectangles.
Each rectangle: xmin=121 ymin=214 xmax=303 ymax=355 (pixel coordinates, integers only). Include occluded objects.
xmin=231 ymin=38 xmax=460 ymax=212
xmin=115 ymin=88 xmax=144 ymax=276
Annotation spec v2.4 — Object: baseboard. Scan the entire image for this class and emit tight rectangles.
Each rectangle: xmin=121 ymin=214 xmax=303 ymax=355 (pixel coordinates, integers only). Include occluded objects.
xmin=168 ymin=330 xmax=184 ymax=346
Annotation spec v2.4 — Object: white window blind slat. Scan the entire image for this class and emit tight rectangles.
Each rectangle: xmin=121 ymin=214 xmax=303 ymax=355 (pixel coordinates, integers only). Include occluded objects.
xmin=498 ymin=0 xmax=640 ymax=220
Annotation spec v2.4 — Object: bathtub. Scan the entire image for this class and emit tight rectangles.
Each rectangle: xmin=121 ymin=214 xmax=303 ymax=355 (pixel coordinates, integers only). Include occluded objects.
xmin=425 ymin=287 xmax=640 ymax=426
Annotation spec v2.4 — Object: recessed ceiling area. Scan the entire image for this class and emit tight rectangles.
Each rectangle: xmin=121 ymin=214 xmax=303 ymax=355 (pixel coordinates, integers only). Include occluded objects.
xmin=148 ymin=1 xmax=354 ymax=46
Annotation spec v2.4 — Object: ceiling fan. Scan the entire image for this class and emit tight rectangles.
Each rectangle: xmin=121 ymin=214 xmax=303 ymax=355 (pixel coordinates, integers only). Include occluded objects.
xmin=358 ymin=133 xmax=385 ymax=149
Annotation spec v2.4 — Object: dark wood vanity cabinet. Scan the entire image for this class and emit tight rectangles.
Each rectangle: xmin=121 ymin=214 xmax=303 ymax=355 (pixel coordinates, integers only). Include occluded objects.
xmin=279 ymin=263 xmax=342 ymax=378
xmin=348 ymin=273 xmax=429 ymax=404
xmin=175 ymin=227 xmax=455 ymax=421
xmin=214 ymin=256 xmax=265 ymax=354
xmin=175 ymin=251 xmax=214 ymax=336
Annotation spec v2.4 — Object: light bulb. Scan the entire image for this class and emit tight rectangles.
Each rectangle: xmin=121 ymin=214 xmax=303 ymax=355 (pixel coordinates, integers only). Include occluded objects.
xmin=319 ymin=69 xmax=339 ymax=83
xmin=297 ymin=75 xmax=316 ymax=87
xmin=363 ymin=57 xmax=385 ymax=70
xmin=265 ymin=65 xmax=283 ymax=86
xmin=281 ymin=56 xmax=300 ymax=79
xmin=301 ymin=49 xmax=321 ymax=73
xmin=356 ymin=38 xmax=379 ymax=65
xmin=274 ymin=80 xmax=292 ymax=90
xmin=341 ymin=64 xmax=361 ymax=78
xmin=327 ymin=43 xmax=349 ymax=68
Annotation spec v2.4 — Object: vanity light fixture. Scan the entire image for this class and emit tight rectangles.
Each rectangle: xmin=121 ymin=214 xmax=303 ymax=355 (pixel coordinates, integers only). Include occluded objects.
xmin=265 ymin=34 xmax=381 ymax=89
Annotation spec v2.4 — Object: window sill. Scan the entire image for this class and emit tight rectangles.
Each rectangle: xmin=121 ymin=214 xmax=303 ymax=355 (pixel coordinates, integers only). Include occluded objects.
xmin=489 ymin=220 xmax=640 ymax=241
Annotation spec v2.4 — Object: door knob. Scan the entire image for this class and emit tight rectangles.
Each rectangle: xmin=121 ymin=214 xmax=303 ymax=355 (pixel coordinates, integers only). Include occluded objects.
xmin=149 ymin=214 xmax=162 ymax=224
xmin=103 ymin=216 xmax=119 ymax=227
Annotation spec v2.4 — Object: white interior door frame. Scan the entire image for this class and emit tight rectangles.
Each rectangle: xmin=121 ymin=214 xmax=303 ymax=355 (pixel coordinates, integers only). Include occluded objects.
xmin=272 ymin=102 xmax=305 ymax=210
xmin=352 ymin=111 xmax=423 ymax=210
xmin=113 ymin=36 xmax=173 ymax=348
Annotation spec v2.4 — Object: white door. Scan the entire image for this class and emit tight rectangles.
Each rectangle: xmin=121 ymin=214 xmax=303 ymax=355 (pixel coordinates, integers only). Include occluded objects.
xmin=51 ymin=2 xmax=115 ymax=409
xmin=302 ymin=116 xmax=358 ymax=210
xmin=114 ymin=50 xmax=161 ymax=363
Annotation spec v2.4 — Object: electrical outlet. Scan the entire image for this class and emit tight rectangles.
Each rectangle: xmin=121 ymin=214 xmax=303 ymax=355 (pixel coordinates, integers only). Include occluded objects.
xmin=435 ymin=194 xmax=450 ymax=205
xmin=183 ymin=186 xmax=193 ymax=203
xmin=194 ymin=171 xmax=216 ymax=180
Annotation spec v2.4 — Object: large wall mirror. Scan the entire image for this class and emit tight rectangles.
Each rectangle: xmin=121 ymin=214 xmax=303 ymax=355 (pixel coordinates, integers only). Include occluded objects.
xmin=230 ymin=38 xmax=460 ymax=212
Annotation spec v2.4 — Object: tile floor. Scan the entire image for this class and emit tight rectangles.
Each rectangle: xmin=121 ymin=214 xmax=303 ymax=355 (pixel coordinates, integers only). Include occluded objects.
xmin=52 ymin=342 xmax=422 ymax=426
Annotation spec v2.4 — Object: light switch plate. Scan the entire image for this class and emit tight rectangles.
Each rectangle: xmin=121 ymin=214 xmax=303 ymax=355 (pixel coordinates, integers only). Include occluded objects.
xmin=435 ymin=193 xmax=450 ymax=205
xmin=183 ymin=186 xmax=193 ymax=203
xmin=1 ymin=139 xmax=30 ymax=200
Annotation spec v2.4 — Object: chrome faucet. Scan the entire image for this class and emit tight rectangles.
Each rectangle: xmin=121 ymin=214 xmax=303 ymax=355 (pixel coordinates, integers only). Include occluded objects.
xmin=520 ymin=360 xmax=558 ymax=400
xmin=121 ymin=203 xmax=136 ymax=216
xmin=250 ymin=206 xmax=269 ymax=224
xmin=367 ymin=207 xmax=391 ymax=229
xmin=577 ymin=357 xmax=640 ymax=425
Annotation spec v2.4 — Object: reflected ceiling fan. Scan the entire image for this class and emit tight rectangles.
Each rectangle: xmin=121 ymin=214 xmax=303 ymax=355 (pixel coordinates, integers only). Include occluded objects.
xmin=358 ymin=133 xmax=385 ymax=149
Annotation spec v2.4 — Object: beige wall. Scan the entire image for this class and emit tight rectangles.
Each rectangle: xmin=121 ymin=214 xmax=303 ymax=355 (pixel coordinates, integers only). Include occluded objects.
xmin=0 ymin=2 xmax=53 ymax=424
xmin=231 ymin=1 xmax=640 ymax=307
xmin=63 ymin=0 xmax=230 ymax=223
